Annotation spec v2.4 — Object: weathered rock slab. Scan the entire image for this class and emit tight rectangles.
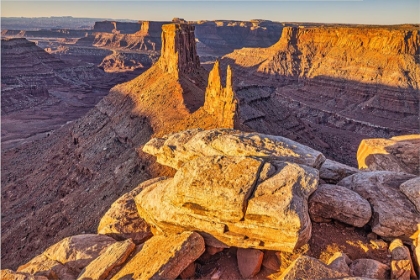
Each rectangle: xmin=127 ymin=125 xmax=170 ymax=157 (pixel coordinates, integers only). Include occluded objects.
xmin=237 ymin=248 xmax=264 ymax=278
xmin=111 ymin=232 xmax=205 ymax=280
xmin=309 ymin=184 xmax=371 ymax=227
xmin=77 ymin=239 xmax=136 ymax=280
xmin=338 ymin=171 xmax=419 ymax=240
xmin=98 ymin=177 xmax=167 ymax=244
xmin=399 ymin=176 xmax=420 ymax=212
xmin=17 ymin=234 xmax=116 ymax=278
xmin=143 ymin=128 xmax=326 ymax=169
xmin=349 ymin=259 xmax=390 ymax=279
xmin=17 ymin=254 xmax=76 ymax=279
xmin=136 ymin=157 xmax=319 ymax=252
xmin=319 ymin=159 xmax=359 ymax=184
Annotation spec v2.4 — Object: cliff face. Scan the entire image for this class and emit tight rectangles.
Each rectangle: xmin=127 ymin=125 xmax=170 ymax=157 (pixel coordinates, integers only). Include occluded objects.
xmin=265 ymin=26 xmax=419 ymax=89
xmin=223 ymin=25 xmax=419 ymax=165
xmin=158 ymin=24 xmax=201 ymax=77
xmin=93 ymin=21 xmax=141 ymax=34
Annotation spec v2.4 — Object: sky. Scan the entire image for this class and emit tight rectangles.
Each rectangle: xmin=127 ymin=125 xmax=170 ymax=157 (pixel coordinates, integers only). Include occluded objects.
xmin=1 ymin=0 xmax=419 ymax=25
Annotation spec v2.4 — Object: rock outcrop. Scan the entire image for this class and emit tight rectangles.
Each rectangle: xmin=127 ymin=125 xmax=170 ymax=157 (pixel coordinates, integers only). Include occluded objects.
xmin=338 ymin=171 xmax=418 ymax=240
xmin=143 ymin=128 xmax=326 ymax=170
xmin=137 ymin=129 xmax=321 ymax=252
xmin=357 ymin=135 xmax=420 ymax=175
xmin=309 ymin=184 xmax=372 ymax=227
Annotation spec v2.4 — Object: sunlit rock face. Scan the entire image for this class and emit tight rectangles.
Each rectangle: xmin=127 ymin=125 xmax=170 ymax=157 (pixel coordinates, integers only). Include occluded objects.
xmin=357 ymin=135 xmax=420 ymax=175
xmin=158 ymin=23 xmax=200 ymax=77
xmin=138 ymin=128 xmax=323 ymax=252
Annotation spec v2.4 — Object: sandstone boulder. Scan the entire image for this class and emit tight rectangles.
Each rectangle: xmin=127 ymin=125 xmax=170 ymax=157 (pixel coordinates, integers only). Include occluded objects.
xmin=1 ymin=269 xmax=48 ymax=280
xmin=17 ymin=254 xmax=76 ymax=279
xmin=135 ymin=156 xmax=319 ymax=252
xmin=399 ymin=177 xmax=420 ymax=211
xmin=308 ymin=184 xmax=371 ymax=227
xmin=17 ymin=234 xmax=116 ymax=278
xmin=98 ymin=177 xmax=167 ymax=243
xmin=237 ymin=248 xmax=264 ymax=278
xmin=327 ymin=252 xmax=352 ymax=275
xmin=357 ymin=135 xmax=420 ymax=175
xmin=262 ymin=250 xmax=281 ymax=271
xmin=349 ymin=259 xmax=390 ymax=279
xmin=111 ymin=232 xmax=205 ymax=280
xmin=319 ymin=159 xmax=359 ymax=184
xmin=338 ymin=171 xmax=419 ymax=240
xmin=276 ymin=255 xmax=349 ymax=279
xmin=143 ymin=128 xmax=326 ymax=170
xmin=389 ymin=239 xmax=417 ymax=280
xmin=77 ymin=239 xmax=136 ymax=280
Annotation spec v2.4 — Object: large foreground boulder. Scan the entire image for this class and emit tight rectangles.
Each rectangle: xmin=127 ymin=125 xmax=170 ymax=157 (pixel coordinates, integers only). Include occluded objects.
xmin=357 ymin=135 xmax=420 ymax=175
xmin=338 ymin=171 xmax=418 ymax=240
xmin=136 ymin=156 xmax=319 ymax=252
xmin=111 ymin=232 xmax=205 ymax=280
xmin=143 ymin=128 xmax=326 ymax=169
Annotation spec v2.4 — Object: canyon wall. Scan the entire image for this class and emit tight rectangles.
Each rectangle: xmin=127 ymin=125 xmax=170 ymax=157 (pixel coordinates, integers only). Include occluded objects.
xmin=223 ymin=25 xmax=419 ymax=165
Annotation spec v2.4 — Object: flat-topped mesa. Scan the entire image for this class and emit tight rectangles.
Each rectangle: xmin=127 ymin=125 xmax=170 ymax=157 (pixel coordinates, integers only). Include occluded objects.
xmin=158 ymin=23 xmax=200 ymax=77
xmin=138 ymin=21 xmax=170 ymax=36
xmin=203 ymin=60 xmax=237 ymax=128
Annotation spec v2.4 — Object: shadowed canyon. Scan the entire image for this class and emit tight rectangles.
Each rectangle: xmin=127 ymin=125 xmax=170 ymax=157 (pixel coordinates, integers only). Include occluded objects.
xmin=1 ymin=17 xmax=420 ymax=279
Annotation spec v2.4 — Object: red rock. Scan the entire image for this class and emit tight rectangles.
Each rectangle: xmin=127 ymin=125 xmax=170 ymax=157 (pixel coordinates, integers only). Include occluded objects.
xmin=237 ymin=248 xmax=264 ymax=278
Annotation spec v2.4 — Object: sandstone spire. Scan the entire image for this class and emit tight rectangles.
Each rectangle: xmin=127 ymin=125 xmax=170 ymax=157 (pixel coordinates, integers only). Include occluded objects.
xmin=203 ymin=60 xmax=237 ymax=128
xmin=158 ymin=23 xmax=200 ymax=78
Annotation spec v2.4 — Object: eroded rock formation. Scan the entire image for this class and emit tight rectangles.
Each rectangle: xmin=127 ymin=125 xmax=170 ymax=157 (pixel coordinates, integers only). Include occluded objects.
xmin=222 ymin=25 xmax=419 ymax=166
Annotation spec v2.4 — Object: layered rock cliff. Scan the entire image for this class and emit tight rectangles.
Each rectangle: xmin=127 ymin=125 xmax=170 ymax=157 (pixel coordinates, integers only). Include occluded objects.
xmin=223 ymin=25 xmax=420 ymax=165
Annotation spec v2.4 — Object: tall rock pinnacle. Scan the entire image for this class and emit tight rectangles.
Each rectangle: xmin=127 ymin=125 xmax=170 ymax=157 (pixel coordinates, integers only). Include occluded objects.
xmin=203 ymin=60 xmax=237 ymax=128
xmin=158 ymin=23 xmax=200 ymax=78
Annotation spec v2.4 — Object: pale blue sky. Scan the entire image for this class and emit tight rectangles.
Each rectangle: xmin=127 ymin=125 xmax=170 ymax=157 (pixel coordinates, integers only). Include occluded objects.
xmin=2 ymin=0 xmax=419 ymax=25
